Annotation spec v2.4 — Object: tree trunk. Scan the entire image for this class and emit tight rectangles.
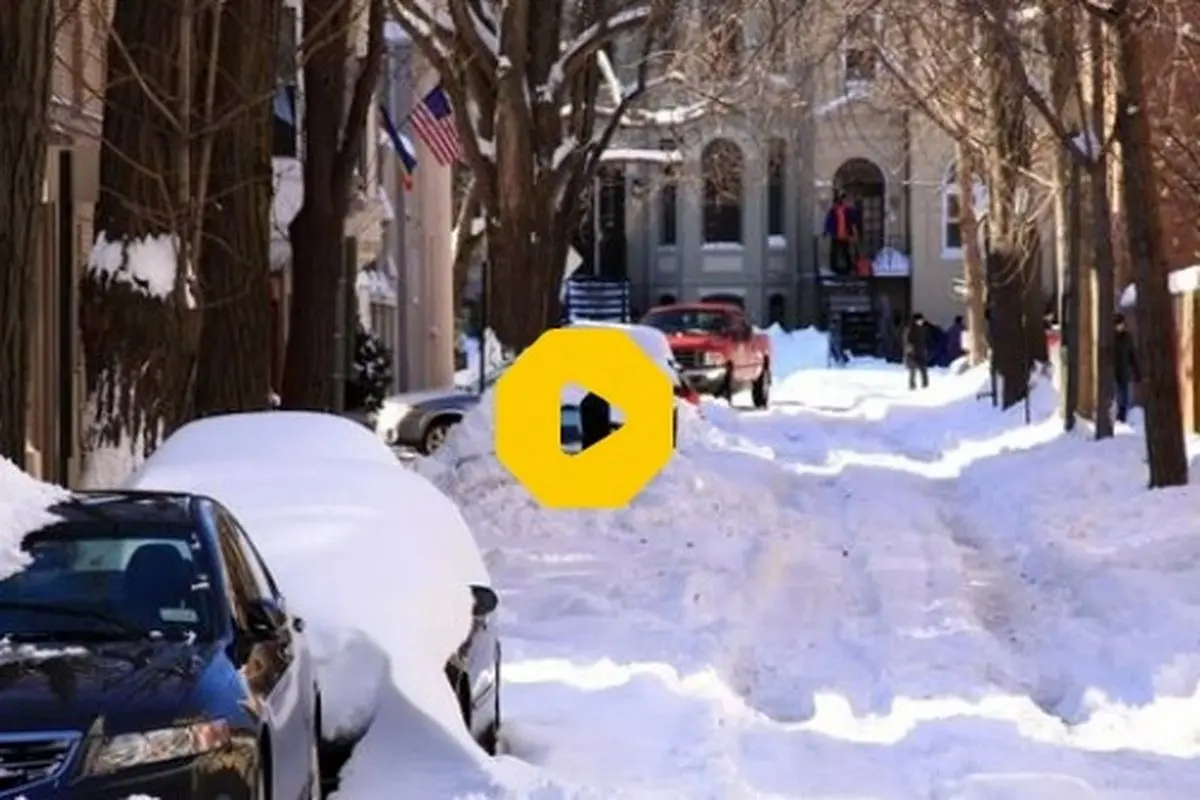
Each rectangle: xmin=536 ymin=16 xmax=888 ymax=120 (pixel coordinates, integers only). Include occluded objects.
xmin=981 ymin=8 xmax=1037 ymax=408
xmin=80 ymin=0 xmax=201 ymax=487
xmin=955 ymin=143 xmax=987 ymax=365
xmin=281 ymin=206 xmax=344 ymax=409
xmin=1113 ymin=7 xmax=1188 ymax=487
xmin=1089 ymin=170 xmax=1116 ymax=438
xmin=1076 ymin=185 xmax=1097 ymax=419
xmin=485 ymin=215 xmax=564 ymax=348
xmin=280 ymin=0 xmax=381 ymax=409
xmin=0 ymin=1 xmax=54 ymax=468
xmin=193 ymin=0 xmax=279 ymax=417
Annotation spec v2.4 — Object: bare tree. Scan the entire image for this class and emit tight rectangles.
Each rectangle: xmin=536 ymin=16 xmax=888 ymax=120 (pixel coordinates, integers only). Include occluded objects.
xmin=875 ymin=0 xmax=1045 ymax=399
xmin=193 ymin=0 xmax=283 ymax=416
xmin=0 ymin=1 xmax=55 ymax=467
xmin=78 ymin=0 xmax=222 ymax=486
xmin=392 ymin=0 xmax=681 ymax=349
xmin=1109 ymin=0 xmax=1187 ymax=486
xmin=279 ymin=0 xmax=384 ymax=410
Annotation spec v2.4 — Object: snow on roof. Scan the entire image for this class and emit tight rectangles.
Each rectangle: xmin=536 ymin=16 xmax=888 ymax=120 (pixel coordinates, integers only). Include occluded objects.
xmin=600 ymin=147 xmax=683 ymax=164
xmin=0 ymin=459 xmax=69 ymax=582
xmin=1119 ymin=265 xmax=1200 ymax=308
xmin=126 ymin=411 xmax=488 ymax=744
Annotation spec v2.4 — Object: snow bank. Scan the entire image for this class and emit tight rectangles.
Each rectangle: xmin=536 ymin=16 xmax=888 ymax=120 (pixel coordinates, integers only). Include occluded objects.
xmin=765 ymin=324 xmax=831 ymax=375
xmin=126 ymin=412 xmax=487 ymax=746
xmin=0 ymin=459 xmax=68 ymax=581
xmin=958 ymin=417 xmax=1200 ymax=734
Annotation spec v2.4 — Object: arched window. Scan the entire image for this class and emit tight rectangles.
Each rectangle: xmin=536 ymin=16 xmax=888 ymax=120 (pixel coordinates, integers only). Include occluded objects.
xmin=832 ymin=157 xmax=885 ymax=257
xmin=702 ymin=139 xmax=744 ymax=244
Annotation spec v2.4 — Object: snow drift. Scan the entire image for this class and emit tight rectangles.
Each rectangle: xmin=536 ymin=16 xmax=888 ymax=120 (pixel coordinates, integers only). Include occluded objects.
xmin=0 ymin=458 xmax=69 ymax=581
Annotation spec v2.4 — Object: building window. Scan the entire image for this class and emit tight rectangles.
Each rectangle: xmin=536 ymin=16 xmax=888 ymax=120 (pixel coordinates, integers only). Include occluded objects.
xmin=767 ymin=138 xmax=786 ymax=238
xmin=705 ymin=2 xmax=741 ymax=79
xmin=658 ymin=138 xmax=677 ymax=246
xmin=843 ymin=14 xmax=879 ymax=90
xmin=702 ymin=139 xmax=743 ymax=244
xmin=942 ymin=161 xmax=985 ymax=258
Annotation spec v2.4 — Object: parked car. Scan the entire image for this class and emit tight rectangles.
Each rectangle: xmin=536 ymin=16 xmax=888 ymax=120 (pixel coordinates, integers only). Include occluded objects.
xmin=376 ymin=369 xmax=504 ymax=455
xmin=0 ymin=489 xmax=320 ymax=799
xmin=640 ymin=302 xmax=772 ymax=408
xmin=380 ymin=324 xmax=703 ymax=455
xmin=125 ymin=411 xmax=503 ymax=755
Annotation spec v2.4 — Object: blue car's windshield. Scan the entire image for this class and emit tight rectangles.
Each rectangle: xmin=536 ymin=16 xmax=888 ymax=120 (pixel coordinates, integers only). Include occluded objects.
xmin=0 ymin=522 xmax=220 ymax=642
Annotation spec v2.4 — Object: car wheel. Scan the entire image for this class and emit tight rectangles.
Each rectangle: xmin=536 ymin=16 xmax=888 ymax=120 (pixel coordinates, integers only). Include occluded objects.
xmin=480 ymin=646 xmax=502 ymax=756
xmin=719 ymin=365 xmax=734 ymax=402
xmin=421 ymin=419 xmax=455 ymax=454
xmin=308 ymin=733 xmax=322 ymax=799
xmin=751 ymin=364 xmax=770 ymax=409
xmin=255 ymin=748 xmax=270 ymax=800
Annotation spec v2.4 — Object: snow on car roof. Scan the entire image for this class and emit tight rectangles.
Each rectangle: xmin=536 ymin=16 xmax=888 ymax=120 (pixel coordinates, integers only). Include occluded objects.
xmin=567 ymin=320 xmax=678 ymax=375
xmin=144 ymin=410 xmax=400 ymax=470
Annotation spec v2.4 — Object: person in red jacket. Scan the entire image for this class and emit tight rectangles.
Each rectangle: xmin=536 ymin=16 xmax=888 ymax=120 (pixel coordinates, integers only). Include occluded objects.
xmin=823 ymin=192 xmax=859 ymax=276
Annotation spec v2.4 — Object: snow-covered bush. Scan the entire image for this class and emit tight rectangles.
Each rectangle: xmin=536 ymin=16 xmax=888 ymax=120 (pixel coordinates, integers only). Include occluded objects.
xmin=346 ymin=326 xmax=393 ymax=413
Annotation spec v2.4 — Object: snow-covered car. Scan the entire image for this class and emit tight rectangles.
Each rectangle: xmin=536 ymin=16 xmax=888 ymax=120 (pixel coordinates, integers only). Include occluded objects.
xmin=123 ymin=411 xmax=503 ymax=755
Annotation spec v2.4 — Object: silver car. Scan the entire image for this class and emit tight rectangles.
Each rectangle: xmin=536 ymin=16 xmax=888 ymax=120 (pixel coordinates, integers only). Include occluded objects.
xmin=376 ymin=371 xmax=501 ymax=454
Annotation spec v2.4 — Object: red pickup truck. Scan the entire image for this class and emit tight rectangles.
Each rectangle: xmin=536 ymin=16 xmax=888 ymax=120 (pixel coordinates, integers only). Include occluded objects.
xmin=640 ymin=302 xmax=771 ymax=408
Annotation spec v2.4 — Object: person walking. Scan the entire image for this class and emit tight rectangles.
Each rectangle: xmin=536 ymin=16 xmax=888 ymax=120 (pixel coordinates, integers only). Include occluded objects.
xmin=944 ymin=314 xmax=965 ymax=363
xmin=828 ymin=312 xmax=850 ymax=367
xmin=903 ymin=312 xmax=930 ymax=390
xmin=823 ymin=192 xmax=858 ymax=276
xmin=1113 ymin=313 xmax=1140 ymax=422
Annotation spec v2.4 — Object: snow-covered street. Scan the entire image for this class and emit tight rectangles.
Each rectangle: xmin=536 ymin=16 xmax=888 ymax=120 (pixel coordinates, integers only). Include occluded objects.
xmin=340 ymin=330 xmax=1200 ymax=799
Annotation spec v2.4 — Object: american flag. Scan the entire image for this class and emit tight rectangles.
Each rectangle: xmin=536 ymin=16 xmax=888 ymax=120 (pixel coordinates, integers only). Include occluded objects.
xmin=411 ymin=84 xmax=460 ymax=166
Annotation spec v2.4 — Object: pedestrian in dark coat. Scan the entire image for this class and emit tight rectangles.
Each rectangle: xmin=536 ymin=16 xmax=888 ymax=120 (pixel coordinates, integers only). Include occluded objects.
xmin=903 ymin=312 xmax=930 ymax=390
xmin=945 ymin=315 xmax=965 ymax=363
xmin=1113 ymin=313 xmax=1140 ymax=422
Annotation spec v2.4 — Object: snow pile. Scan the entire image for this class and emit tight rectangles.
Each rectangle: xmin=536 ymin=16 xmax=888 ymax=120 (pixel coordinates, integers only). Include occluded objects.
xmin=125 ymin=412 xmax=486 ymax=747
xmin=765 ymin=324 xmax=835 ymax=375
xmin=0 ymin=459 xmax=68 ymax=581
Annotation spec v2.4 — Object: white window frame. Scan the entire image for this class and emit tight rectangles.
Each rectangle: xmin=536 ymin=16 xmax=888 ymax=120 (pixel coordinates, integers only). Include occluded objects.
xmin=941 ymin=163 xmax=988 ymax=260
xmin=942 ymin=178 xmax=964 ymax=260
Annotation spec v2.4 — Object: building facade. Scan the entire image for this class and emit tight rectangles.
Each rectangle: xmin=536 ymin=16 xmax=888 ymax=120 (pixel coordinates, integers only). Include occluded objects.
xmin=26 ymin=0 xmax=108 ymax=485
xmin=606 ymin=8 xmax=1054 ymax=330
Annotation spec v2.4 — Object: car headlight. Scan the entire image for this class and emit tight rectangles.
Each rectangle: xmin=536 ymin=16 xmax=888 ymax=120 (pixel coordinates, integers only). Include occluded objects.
xmin=700 ymin=351 xmax=724 ymax=366
xmin=88 ymin=720 xmax=231 ymax=775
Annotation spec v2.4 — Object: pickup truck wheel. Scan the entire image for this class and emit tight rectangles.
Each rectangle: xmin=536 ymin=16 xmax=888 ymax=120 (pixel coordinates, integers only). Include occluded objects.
xmin=751 ymin=364 xmax=771 ymax=409
xmin=719 ymin=366 xmax=734 ymax=402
